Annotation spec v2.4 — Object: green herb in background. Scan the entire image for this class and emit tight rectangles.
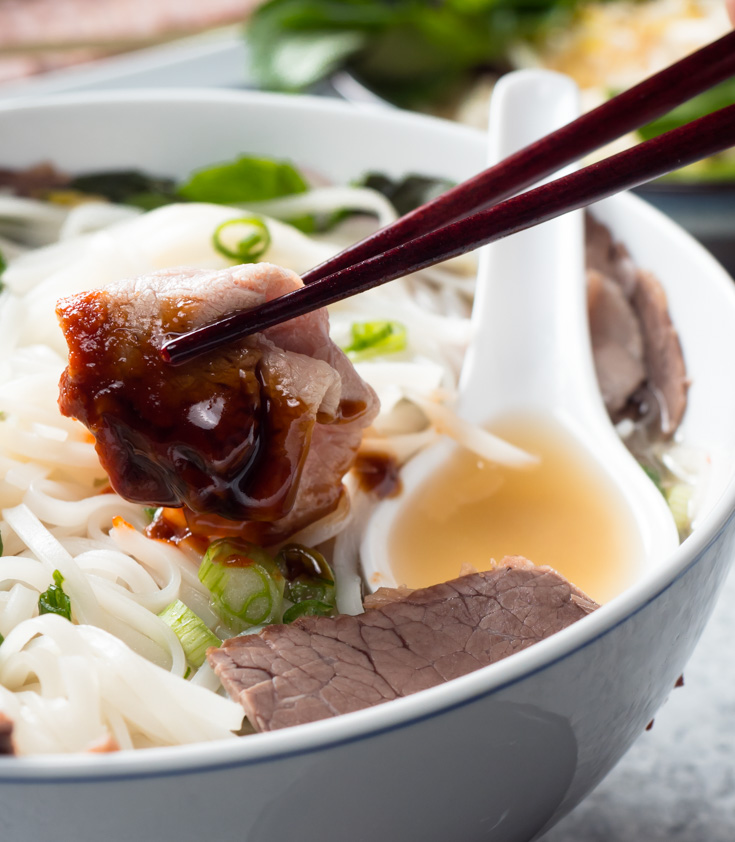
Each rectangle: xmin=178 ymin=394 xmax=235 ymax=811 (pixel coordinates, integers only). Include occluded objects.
xmin=246 ymin=0 xmax=594 ymax=109
xmin=178 ymin=156 xmax=308 ymax=204
xmin=637 ymin=77 xmax=735 ymax=182
xmin=70 ymin=170 xmax=178 ymax=209
xmin=359 ymin=173 xmax=455 ymax=216
xmin=38 ymin=570 xmax=72 ymax=621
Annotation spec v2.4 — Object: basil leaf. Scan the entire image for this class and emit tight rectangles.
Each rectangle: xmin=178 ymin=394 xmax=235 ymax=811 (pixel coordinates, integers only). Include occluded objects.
xmin=178 ymin=156 xmax=309 ymax=205
xmin=246 ymin=0 xmax=585 ymax=108
xmin=252 ymin=29 xmax=368 ymax=91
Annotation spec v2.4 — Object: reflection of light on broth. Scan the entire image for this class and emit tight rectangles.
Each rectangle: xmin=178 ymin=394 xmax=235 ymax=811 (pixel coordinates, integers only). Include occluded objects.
xmin=389 ymin=415 xmax=642 ymax=604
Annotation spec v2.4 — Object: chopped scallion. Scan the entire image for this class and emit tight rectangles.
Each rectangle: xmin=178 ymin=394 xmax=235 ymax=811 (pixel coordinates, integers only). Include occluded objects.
xmin=282 ymin=599 xmax=335 ymax=624
xmin=0 ymin=248 xmax=6 ymax=293
xmin=275 ymin=543 xmax=337 ymax=618
xmin=38 ymin=570 xmax=71 ymax=621
xmin=343 ymin=320 xmax=407 ymax=361
xmin=212 ymin=217 xmax=271 ymax=263
xmin=158 ymin=599 xmax=221 ymax=668
xmin=666 ymin=483 xmax=693 ymax=536
xmin=143 ymin=506 xmax=160 ymax=523
xmin=198 ymin=539 xmax=284 ymax=633
xmin=641 ymin=464 xmax=665 ymax=496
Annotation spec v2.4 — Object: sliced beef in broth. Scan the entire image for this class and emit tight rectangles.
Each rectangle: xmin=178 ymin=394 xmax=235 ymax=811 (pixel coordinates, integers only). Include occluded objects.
xmin=208 ymin=557 xmax=598 ymax=732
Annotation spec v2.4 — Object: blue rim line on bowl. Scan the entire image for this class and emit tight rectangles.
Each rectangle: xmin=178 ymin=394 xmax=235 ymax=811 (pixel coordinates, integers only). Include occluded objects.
xmin=0 ymin=89 xmax=733 ymax=784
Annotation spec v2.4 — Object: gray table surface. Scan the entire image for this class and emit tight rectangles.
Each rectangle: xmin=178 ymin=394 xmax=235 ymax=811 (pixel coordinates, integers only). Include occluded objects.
xmin=543 ymin=561 xmax=735 ymax=841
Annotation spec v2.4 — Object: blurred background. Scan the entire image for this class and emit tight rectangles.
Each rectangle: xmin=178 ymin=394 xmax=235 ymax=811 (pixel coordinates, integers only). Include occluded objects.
xmin=0 ymin=0 xmax=733 ymax=270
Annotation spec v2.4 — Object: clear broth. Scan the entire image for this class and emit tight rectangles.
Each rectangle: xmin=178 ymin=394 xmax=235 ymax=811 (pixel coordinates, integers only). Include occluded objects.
xmin=389 ymin=415 xmax=641 ymax=603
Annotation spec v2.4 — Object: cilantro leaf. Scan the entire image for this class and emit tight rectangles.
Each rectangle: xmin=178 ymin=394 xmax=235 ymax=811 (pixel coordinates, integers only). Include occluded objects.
xmin=38 ymin=570 xmax=72 ymax=621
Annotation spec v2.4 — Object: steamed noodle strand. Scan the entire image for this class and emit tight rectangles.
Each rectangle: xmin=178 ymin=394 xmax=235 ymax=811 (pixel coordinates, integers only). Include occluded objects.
xmin=0 ymin=190 xmax=529 ymax=755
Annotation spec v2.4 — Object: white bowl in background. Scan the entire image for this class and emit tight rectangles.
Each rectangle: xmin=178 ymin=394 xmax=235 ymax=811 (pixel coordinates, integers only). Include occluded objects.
xmin=0 ymin=90 xmax=734 ymax=842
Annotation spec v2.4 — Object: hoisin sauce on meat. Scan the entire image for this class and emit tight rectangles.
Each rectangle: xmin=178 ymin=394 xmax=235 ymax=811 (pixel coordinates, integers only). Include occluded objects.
xmin=57 ymin=290 xmax=314 ymax=523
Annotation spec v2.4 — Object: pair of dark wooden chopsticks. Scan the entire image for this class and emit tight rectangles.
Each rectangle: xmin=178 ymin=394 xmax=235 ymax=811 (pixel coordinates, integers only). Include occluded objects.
xmin=162 ymin=29 xmax=735 ymax=366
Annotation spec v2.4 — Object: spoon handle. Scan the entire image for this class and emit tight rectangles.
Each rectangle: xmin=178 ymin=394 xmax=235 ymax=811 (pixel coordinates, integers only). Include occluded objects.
xmin=458 ymin=70 xmax=597 ymax=426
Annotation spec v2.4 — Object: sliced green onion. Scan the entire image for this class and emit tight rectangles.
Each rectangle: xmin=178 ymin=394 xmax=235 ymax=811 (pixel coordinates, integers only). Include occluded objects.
xmin=199 ymin=539 xmax=284 ymax=633
xmin=0 ymin=530 xmax=3 ymax=555
xmin=143 ymin=506 xmax=160 ymax=524
xmin=641 ymin=463 xmax=665 ymax=496
xmin=212 ymin=217 xmax=271 ymax=263
xmin=0 ymin=248 xmax=6 ymax=293
xmin=38 ymin=570 xmax=71 ymax=621
xmin=158 ymin=599 xmax=221 ymax=668
xmin=666 ymin=483 xmax=693 ymax=536
xmin=282 ymin=599 xmax=335 ymax=624
xmin=343 ymin=320 xmax=407 ymax=361
xmin=275 ymin=543 xmax=337 ymax=617
xmin=0 ymin=632 xmax=4 ymax=646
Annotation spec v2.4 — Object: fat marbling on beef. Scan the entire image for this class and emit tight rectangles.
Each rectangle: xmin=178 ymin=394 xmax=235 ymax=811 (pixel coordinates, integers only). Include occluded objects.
xmin=208 ymin=557 xmax=599 ymax=732
xmin=56 ymin=263 xmax=378 ymax=541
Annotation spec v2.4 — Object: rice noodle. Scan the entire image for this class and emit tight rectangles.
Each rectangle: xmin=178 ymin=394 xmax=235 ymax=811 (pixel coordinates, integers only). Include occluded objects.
xmin=0 ymin=186 xmax=529 ymax=755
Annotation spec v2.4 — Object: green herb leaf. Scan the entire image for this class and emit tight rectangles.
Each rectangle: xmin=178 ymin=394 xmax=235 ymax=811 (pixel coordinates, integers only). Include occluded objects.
xmin=0 ymin=247 xmax=6 ymax=293
xmin=69 ymin=170 xmax=178 ymax=207
xmin=343 ymin=319 xmax=407 ymax=360
xmin=0 ymin=529 xmax=3 ymax=556
xmin=158 ymin=599 xmax=221 ymax=669
xmin=253 ymin=29 xmax=368 ymax=91
xmin=635 ymin=77 xmax=735 ymax=183
xmin=246 ymin=0 xmax=585 ymax=108
xmin=359 ymin=172 xmax=454 ymax=216
xmin=212 ymin=217 xmax=271 ymax=263
xmin=143 ymin=507 xmax=160 ymax=524
xmin=178 ymin=156 xmax=309 ymax=205
xmin=0 ymin=632 xmax=4 ymax=647
xmin=38 ymin=570 xmax=72 ymax=621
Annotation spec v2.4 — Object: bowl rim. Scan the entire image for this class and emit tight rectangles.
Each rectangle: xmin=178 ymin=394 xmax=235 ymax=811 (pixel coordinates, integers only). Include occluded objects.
xmin=1 ymin=87 xmax=734 ymax=780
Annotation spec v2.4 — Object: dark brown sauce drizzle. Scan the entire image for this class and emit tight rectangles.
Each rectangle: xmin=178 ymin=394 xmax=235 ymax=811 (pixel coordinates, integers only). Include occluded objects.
xmin=353 ymin=453 xmax=401 ymax=499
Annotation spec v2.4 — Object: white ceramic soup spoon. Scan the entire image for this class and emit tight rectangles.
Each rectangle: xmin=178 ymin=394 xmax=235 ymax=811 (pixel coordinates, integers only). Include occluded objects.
xmin=360 ymin=69 xmax=679 ymax=603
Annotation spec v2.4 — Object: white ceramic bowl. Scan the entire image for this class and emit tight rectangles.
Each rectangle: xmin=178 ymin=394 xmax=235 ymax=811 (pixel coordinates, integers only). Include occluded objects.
xmin=1 ymin=90 xmax=734 ymax=842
